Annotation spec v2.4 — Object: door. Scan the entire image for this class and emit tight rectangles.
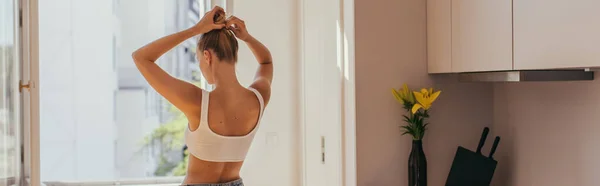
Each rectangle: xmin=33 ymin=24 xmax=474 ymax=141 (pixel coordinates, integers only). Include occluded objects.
xmin=302 ymin=0 xmax=343 ymax=185
xmin=513 ymin=0 xmax=600 ymax=70
xmin=1 ymin=0 xmax=22 ymax=185
xmin=451 ymin=0 xmax=513 ymax=72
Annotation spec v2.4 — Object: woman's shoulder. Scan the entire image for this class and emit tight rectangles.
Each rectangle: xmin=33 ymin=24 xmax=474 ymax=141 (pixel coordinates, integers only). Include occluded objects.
xmin=248 ymin=81 xmax=271 ymax=106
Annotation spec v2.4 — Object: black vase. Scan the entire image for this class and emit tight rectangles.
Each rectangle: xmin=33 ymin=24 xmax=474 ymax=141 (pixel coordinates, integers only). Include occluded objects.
xmin=409 ymin=140 xmax=427 ymax=186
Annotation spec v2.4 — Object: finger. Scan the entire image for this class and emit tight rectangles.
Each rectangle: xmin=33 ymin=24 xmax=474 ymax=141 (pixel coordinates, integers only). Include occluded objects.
xmin=227 ymin=25 xmax=241 ymax=35
xmin=229 ymin=19 xmax=246 ymax=30
xmin=229 ymin=16 xmax=246 ymax=29
xmin=212 ymin=6 xmax=224 ymax=14
xmin=227 ymin=23 xmax=239 ymax=31
xmin=225 ymin=16 xmax=236 ymax=24
xmin=226 ymin=19 xmax=243 ymax=29
xmin=207 ymin=6 xmax=225 ymax=17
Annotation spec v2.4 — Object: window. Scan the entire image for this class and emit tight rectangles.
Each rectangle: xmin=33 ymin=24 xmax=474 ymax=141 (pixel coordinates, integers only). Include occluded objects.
xmin=113 ymin=90 xmax=117 ymax=122
xmin=112 ymin=0 xmax=119 ymax=14
xmin=38 ymin=0 xmax=212 ymax=182
xmin=1 ymin=0 xmax=19 ymax=185
xmin=113 ymin=140 xmax=118 ymax=169
xmin=112 ymin=36 xmax=117 ymax=71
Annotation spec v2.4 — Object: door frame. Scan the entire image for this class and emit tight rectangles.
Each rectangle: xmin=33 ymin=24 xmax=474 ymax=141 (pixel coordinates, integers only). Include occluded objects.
xmin=340 ymin=0 xmax=356 ymax=185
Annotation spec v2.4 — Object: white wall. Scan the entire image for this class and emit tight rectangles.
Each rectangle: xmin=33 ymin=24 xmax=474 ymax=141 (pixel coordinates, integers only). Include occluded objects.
xmin=39 ymin=0 xmax=116 ymax=181
xmin=232 ymin=0 xmax=301 ymax=185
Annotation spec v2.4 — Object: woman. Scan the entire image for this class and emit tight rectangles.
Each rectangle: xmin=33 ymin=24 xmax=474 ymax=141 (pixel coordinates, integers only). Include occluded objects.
xmin=132 ymin=6 xmax=272 ymax=186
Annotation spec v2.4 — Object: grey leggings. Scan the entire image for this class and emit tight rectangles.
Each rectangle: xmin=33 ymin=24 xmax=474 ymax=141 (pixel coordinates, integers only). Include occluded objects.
xmin=183 ymin=179 xmax=244 ymax=186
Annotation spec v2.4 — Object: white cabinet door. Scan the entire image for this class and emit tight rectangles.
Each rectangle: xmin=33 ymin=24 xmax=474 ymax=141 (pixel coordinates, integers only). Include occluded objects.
xmin=514 ymin=0 xmax=600 ymax=70
xmin=451 ymin=0 xmax=513 ymax=72
xmin=427 ymin=0 xmax=452 ymax=73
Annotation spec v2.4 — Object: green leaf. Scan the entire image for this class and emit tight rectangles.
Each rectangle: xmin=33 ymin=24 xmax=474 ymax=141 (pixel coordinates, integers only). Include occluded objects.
xmin=401 ymin=125 xmax=416 ymax=136
xmin=403 ymin=102 xmax=414 ymax=111
xmin=401 ymin=131 xmax=411 ymax=136
xmin=423 ymin=110 xmax=430 ymax=118
xmin=403 ymin=115 xmax=411 ymax=123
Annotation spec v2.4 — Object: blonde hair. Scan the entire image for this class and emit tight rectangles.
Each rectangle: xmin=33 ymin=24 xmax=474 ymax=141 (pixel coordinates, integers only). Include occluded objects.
xmin=197 ymin=11 xmax=239 ymax=63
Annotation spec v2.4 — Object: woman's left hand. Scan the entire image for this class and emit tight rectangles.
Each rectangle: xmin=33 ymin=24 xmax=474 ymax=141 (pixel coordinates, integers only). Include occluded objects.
xmin=226 ymin=16 xmax=251 ymax=41
xmin=193 ymin=6 xmax=227 ymax=34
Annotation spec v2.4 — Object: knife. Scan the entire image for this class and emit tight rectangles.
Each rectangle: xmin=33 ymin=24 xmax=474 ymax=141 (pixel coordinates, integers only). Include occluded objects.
xmin=476 ymin=127 xmax=489 ymax=154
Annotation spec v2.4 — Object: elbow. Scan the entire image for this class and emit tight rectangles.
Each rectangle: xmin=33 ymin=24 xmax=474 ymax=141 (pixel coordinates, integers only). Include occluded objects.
xmin=132 ymin=50 xmax=157 ymax=64
xmin=262 ymin=53 xmax=273 ymax=65
xmin=131 ymin=51 xmax=142 ymax=63
xmin=260 ymin=60 xmax=273 ymax=65
xmin=266 ymin=51 xmax=273 ymax=62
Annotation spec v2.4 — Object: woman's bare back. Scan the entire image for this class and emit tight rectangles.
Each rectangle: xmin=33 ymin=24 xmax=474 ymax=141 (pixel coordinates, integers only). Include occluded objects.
xmin=183 ymin=88 xmax=261 ymax=184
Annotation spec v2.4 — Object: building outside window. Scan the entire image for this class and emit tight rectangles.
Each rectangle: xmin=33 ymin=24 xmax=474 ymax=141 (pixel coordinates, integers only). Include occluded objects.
xmin=38 ymin=0 xmax=213 ymax=183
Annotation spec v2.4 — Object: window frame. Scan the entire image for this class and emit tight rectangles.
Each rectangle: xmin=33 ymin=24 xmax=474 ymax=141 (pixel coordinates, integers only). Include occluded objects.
xmin=25 ymin=0 xmax=231 ymax=185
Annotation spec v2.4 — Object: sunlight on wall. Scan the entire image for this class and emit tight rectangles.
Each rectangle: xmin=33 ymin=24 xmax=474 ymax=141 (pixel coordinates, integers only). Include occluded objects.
xmin=337 ymin=20 xmax=343 ymax=72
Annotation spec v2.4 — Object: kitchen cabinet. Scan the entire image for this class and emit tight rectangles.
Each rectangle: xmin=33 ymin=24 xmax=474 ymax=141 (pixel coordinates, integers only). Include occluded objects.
xmin=427 ymin=0 xmax=452 ymax=73
xmin=428 ymin=0 xmax=600 ymax=73
xmin=451 ymin=0 xmax=513 ymax=72
xmin=427 ymin=0 xmax=512 ymax=73
xmin=513 ymin=0 xmax=600 ymax=70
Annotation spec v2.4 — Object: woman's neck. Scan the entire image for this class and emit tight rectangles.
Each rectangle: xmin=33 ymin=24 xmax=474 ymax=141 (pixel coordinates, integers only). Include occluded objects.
xmin=211 ymin=64 xmax=244 ymax=94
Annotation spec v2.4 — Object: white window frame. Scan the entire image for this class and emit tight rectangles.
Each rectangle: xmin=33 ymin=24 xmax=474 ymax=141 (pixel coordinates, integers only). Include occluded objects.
xmin=21 ymin=0 xmax=231 ymax=185
xmin=21 ymin=0 xmax=40 ymax=185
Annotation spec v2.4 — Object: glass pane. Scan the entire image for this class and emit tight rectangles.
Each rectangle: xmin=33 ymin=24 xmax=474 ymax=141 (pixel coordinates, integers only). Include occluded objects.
xmin=0 ymin=0 xmax=21 ymax=185
xmin=38 ymin=0 xmax=206 ymax=183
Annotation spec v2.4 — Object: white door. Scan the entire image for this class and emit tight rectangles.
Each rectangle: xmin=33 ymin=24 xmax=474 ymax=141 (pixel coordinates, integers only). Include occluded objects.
xmin=302 ymin=0 xmax=343 ymax=185
xmin=1 ymin=0 xmax=23 ymax=185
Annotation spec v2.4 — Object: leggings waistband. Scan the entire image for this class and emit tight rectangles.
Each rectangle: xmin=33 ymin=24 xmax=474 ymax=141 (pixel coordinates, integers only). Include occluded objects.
xmin=183 ymin=178 xmax=243 ymax=186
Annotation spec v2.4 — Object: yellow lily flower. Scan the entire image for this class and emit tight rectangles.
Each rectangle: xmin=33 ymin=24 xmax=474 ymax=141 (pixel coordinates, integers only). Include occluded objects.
xmin=411 ymin=88 xmax=441 ymax=114
xmin=391 ymin=84 xmax=415 ymax=104
xmin=392 ymin=89 xmax=403 ymax=104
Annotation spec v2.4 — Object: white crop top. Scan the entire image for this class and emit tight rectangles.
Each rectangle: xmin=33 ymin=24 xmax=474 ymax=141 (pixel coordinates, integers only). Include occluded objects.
xmin=185 ymin=88 xmax=264 ymax=162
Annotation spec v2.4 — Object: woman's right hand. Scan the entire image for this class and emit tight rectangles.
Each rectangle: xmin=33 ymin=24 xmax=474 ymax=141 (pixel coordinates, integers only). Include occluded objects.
xmin=226 ymin=16 xmax=251 ymax=41
xmin=194 ymin=6 xmax=227 ymax=34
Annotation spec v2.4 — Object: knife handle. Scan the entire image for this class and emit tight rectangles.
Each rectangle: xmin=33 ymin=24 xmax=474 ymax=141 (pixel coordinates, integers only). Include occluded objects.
xmin=489 ymin=136 xmax=501 ymax=159
xmin=476 ymin=127 xmax=490 ymax=154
